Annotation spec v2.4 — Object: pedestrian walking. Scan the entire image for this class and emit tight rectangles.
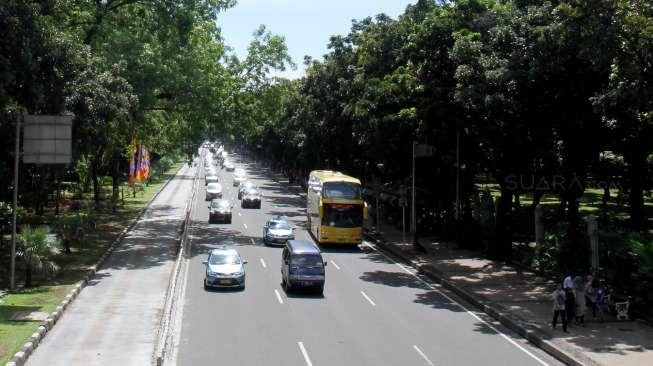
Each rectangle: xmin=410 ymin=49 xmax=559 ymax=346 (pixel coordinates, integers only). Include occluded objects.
xmin=563 ymin=273 xmax=574 ymax=290
xmin=551 ymin=284 xmax=568 ymax=332
xmin=564 ymin=284 xmax=576 ymax=326
xmin=573 ymin=275 xmax=586 ymax=324
xmin=585 ymin=277 xmax=597 ymax=319
xmin=596 ymin=280 xmax=608 ymax=322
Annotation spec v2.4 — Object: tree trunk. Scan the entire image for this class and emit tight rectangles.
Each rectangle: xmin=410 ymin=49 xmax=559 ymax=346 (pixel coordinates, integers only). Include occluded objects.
xmin=565 ymin=193 xmax=587 ymax=273
xmin=532 ymin=190 xmax=543 ymax=206
xmin=111 ymin=170 xmax=119 ymax=213
xmin=64 ymin=238 xmax=71 ymax=254
xmin=602 ymin=183 xmax=610 ymax=216
xmin=558 ymin=195 xmax=567 ymax=219
xmin=25 ymin=267 xmax=32 ymax=288
xmin=493 ymin=186 xmax=513 ymax=259
xmin=91 ymin=157 xmax=101 ymax=207
xmin=628 ymin=153 xmax=645 ymax=231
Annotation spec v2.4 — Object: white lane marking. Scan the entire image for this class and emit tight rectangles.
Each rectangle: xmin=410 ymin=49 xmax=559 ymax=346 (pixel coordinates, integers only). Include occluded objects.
xmin=274 ymin=289 xmax=284 ymax=304
xmin=360 ymin=291 xmax=376 ymax=307
xmin=330 ymin=260 xmax=341 ymax=270
xmin=297 ymin=342 xmax=313 ymax=366
xmin=243 ymin=223 xmax=248 ymax=229
xmin=396 ymin=262 xmax=413 ymax=275
xmin=238 ymin=212 xmax=242 ymax=217
xmin=364 ymin=241 xmax=549 ymax=366
xmin=250 ymin=238 xmax=255 ymax=245
xmin=413 ymin=345 xmax=435 ymax=366
xmin=260 ymin=258 xmax=267 ymax=268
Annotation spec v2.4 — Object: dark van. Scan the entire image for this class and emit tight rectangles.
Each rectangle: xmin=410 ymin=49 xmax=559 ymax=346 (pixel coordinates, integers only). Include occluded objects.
xmin=281 ymin=240 xmax=327 ymax=294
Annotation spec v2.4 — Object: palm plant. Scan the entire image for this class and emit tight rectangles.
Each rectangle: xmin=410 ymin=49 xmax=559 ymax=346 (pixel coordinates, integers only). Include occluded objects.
xmin=17 ymin=225 xmax=60 ymax=287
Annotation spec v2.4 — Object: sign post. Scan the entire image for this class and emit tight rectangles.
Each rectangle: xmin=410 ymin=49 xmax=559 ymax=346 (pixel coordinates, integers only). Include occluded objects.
xmin=10 ymin=114 xmax=72 ymax=290
xmin=10 ymin=114 xmax=21 ymax=290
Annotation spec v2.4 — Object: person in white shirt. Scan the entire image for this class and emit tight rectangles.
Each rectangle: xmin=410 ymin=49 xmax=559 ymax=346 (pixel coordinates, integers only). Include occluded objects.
xmin=563 ymin=274 xmax=573 ymax=289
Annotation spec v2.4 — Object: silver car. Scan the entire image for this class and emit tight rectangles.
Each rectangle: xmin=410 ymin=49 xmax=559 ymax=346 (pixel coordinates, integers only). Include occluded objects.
xmin=224 ymin=161 xmax=235 ymax=171
xmin=263 ymin=217 xmax=295 ymax=245
xmin=238 ymin=181 xmax=256 ymax=199
xmin=205 ymin=173 xmax=219 ymax=185
xmin=241 ymin=188 xmax=261 ymax=208
xmin=205 ymin=183 xmax=223 ymax=201
xmin=233 ymin=172 xmax=246 ymax=187
xmin=203 ymin=244 xmax=247 ymax=290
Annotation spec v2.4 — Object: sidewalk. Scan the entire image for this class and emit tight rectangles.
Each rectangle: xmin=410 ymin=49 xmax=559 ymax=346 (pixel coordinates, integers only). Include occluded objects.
xmin=367 ymin=221 xmax=653 ymax=366
xmin=23 ymin=165 xmax=195 ymax=366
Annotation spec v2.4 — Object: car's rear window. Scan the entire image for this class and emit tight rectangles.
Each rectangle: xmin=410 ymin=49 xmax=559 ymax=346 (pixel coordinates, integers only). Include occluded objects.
xmin=207 ymin=183 xmax=221 ymax=190
xmin=211 ymin=200 xmax=229 ymax=209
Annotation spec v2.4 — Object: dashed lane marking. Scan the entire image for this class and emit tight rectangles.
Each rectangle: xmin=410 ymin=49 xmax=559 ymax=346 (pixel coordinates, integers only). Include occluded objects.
xmin=330 ymin=260 xmax=341 ymax=270
xmin=297 ymin=342 xmax=313 ymax=366
xmin=413 ymin=345 xmax=435 ymax=366
xmin=360 ymin=291 xmax=376 ymax=307
xmin=274 ymin=289 xmax=284 ymax=304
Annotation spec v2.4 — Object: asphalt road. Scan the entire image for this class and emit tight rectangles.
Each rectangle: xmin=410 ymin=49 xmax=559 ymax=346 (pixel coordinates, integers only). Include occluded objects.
xmin=173 ymin=150 xmax=563 ymax=366
xmin=26 ymin=164 xmax=195 ymax=366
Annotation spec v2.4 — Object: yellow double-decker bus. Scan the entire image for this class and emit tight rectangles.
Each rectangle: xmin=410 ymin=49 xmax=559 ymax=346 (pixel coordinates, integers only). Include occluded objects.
xmin=307 ymin=170 xmax=368 ymax=245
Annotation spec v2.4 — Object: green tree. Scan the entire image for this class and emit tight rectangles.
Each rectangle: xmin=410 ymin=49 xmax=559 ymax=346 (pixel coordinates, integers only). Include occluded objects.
xmin=17 ymin=225 xmax=59 ymax=287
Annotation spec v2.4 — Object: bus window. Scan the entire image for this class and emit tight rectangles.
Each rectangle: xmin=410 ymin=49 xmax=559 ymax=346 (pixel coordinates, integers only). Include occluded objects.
xmin=322 ymin=182 xmax=361 ymax=199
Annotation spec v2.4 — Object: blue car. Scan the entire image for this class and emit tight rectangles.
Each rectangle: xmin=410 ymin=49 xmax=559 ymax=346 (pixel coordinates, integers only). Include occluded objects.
xmin=281 ymin=240 xmax=326 ymax=294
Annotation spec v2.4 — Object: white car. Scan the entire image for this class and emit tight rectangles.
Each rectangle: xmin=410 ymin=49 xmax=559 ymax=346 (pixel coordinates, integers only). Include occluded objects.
xmin=233 ymin=174 xmax=246 ymax=187
xmin=224 ymin=161 xmax=235 ymax=171
xmin=205 ymin=173 xmax=219 ymax=185
xmin=205 ymin=183 xmax=223 ymax=201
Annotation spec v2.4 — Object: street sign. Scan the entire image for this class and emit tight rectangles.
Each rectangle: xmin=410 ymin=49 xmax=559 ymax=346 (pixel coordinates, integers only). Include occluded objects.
xmin=23 ymin=115 xmax=73 ymax=164
xmin=414 ymin=143 xmax=433 ymax=158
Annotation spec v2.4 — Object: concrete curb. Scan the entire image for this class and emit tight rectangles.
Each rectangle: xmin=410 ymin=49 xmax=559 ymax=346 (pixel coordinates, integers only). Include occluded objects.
xmin=154 ymin=161 xmax=199 ymax=366
xmin=5 ymin=164 xmax=184 ymax=366
xmin=366 ymin=234 xmax=599 ymax=366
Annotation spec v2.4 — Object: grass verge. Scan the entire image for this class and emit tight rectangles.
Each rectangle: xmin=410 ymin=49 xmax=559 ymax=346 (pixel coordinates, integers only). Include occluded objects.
xmin=0 ymin=162 xmax=182 ymax=364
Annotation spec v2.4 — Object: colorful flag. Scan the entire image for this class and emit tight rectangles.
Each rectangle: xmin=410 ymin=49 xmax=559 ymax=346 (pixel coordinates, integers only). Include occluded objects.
xmin=129 ymin=136 xmax=137 ymax=188
xmin=136 ymin=144 xmax=144 ymax=182
xmin=139 ymin=145 xmax=150 ymax=181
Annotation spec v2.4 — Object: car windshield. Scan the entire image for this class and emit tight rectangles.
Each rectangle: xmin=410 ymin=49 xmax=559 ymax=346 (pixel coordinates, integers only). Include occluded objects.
xmin=209 ymin=254 xmax=240 ymax=265
xmin=211 ymin=200 xmax=229 ymax=209
xmin=246 ymin=189 xmax=259 ymax=196
xmin=207 ymin=183 xmax=221 ymax=190
xmin=291 ymin=255 xmax=323 ymax=266
xmin=322 ymin=182 xmax=361 ymax=199
xmin=269 ymin=221 xmax=291 ymax=230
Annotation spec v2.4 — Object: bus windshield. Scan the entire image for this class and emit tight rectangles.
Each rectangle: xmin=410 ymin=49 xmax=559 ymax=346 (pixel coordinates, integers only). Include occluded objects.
xmin=322 ymin=182 xmax=361 ymax=199
xmin=322 ymin=203 xmax=363 ymax=228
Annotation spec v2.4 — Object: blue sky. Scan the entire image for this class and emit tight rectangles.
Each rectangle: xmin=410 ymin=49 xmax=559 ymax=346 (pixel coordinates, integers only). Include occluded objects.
xmin=217 ymin=0 xmax=416 ymax=79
